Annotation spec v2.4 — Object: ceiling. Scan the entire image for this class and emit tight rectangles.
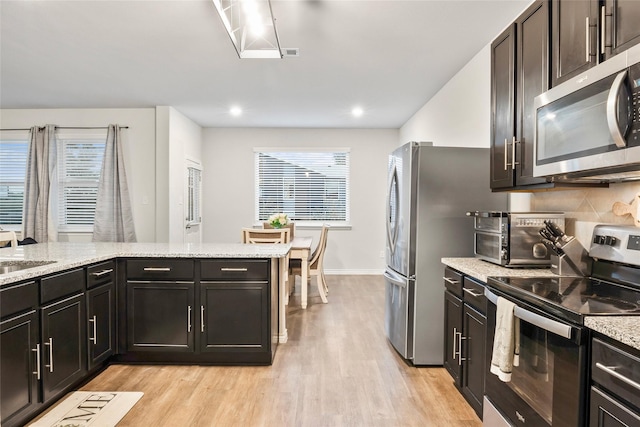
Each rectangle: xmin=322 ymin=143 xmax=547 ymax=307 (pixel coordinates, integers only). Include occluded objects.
xmin=0 ymin=0 xmax=530 ymax=129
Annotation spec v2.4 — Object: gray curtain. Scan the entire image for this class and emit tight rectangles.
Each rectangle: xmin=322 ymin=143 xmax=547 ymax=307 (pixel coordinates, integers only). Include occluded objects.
xmin=22 ymin=125 xmax=57 ymax=242
xmin=92 ymin=124 xmax=137 ymax=242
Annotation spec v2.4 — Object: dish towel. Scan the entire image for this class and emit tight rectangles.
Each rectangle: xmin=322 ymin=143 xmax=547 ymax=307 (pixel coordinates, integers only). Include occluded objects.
xmin=490 ymin=296 xmax=517 ymax=382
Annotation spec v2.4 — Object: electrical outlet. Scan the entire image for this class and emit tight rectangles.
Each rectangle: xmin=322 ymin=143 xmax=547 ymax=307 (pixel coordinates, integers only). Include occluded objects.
xmin=379 ymin=250 xmax=385 ymax=258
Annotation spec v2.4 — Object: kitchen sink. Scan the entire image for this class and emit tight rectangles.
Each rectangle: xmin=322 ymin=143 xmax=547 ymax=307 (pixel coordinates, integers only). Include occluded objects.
xmin=0 ymin=260 xmax=56 ymax=274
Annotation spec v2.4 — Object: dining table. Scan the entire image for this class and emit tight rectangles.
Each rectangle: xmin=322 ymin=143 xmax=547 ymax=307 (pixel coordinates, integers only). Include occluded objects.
xmin=288 ymin=236 xmax=313 ymax=309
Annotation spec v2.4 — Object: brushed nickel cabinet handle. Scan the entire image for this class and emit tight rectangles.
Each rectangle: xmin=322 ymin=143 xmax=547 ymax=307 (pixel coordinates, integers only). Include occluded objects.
xmin=44 ymin=338 xmax=54 ymax=373
xmin=201 ymin=306 xmax=205 ymax=333
xmin=458 ymin=333 xmax=467 ymax=365
xmin=443 ymin=277 xmax=459 ymax=285
xmin=463 ymin=288 xmax=483 ymax=298
xmin=452 ymin=328 xmax=458 ymax=360
xmin=32 ymin=344 xmax=41 ymax=380
xmin=91 ymin=269 xmax=113 ymax=277
xmin=511 ymin=137 xmax=519 ymax=169
xmin=220 ymin=267 xmax=248 ymax=272
xmin=89 ymin=315 xmax=97 ymax=344
xmin=187 ymin=306 xmax=192 ymax=333
xmin=586 ymin=17 xmax=591 ymax=62
xmin=143 ymin=267 xmax=171 ymax=272
xmin=504 ymin=138 xmax=509 ymax=171
xmin=596 ymin=363 xmax=640 ymax=391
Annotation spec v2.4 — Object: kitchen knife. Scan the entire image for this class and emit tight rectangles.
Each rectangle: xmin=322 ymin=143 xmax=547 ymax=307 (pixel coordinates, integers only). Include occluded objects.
xmin=545 ymin=220 xmax=570 ymax=243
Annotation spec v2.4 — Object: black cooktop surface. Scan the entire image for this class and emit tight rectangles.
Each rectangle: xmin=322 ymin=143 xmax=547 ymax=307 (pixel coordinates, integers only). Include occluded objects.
xmin=487 ymin=275 xmax=640 ymax=324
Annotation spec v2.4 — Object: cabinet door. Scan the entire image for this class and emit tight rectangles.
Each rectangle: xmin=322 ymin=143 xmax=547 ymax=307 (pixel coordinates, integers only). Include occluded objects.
xmin=443 ymin=290 xmax=463 ymax=385
xmin=1 ymin=310 xmax=40 ymax=427
xmin=41 ymin=294 xmax=87 ymax=403
xmin=127 ymin=281 xmax=195 ymax=352
xmin=590 ymin=386 xmax=640 ymax=426
xmin=551 ymin=0 xmax=599 ymax=86
xmin=462 ymin=304 xmax=486 ymax=418
xmin=604 ymin=0 xmax=640 ymax=60
xmin=200 ymin=281 xmax=269 ymax=353
xmin=490 ymin=24 xmax=516 ymax=190
xmin=515 ymin=0 xmax=549 ymax=187
xmin=87 ymin=283 xmax=115 ymax=369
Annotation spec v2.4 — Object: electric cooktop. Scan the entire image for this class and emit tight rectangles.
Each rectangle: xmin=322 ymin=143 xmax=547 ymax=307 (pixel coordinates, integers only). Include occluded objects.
xmin=488 ymin=224 xmax=640 ymax=325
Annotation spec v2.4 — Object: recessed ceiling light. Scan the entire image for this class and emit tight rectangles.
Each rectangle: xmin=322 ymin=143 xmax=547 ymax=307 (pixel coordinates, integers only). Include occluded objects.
xmin=352 ymin=107 xmax=364 ymax=117
xmin=230 ymin=106 xmax=242 ymax=116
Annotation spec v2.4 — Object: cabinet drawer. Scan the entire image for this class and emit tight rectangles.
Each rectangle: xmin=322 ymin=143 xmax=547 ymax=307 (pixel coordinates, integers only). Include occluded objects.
xmin=591 ymin=337 xmax=640 ymax=410
xmin=0 ymin=281 xmax=38 ymax=319
xmin=443 ymin=267 xmax=463 ymax=298
xmin=87 ymin=260 xmax=115 ymax=289
xmin=41 ymin=268 xmax=85 ymax=304
xmin=462 ymin=277 xmax=486 ymax=314
xmin=201 ymin=259 xmax=269 ymax=281
xmin=127 ymin=259 xmax=194 ymax=280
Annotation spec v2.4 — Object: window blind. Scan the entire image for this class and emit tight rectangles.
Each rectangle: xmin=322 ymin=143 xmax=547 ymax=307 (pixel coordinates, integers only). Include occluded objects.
xmin=255 ymin=150 xmax=350 ymax=223
xmin=58 ymin=140 xmax=105 ymax=228
xmin=0 ymin=141 xmax=28 ymax=225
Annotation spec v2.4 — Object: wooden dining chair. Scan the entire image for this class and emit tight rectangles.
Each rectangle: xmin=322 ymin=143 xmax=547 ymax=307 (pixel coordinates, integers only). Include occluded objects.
xmin=241 ymin=228 xmax=290 ymax=244
xmin=290 ymin=224 xmax=330 ymax=304
xmin=263 ymin=222 xmax=295 ymax=239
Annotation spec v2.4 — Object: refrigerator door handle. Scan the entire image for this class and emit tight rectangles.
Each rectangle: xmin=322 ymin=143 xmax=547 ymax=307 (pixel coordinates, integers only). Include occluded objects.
xmin=383 ymin=270 xmax=408 ymax=288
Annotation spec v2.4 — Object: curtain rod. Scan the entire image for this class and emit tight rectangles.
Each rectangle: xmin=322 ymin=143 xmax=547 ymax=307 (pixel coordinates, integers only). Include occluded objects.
xmin=0 ymin=126 xmax=129 ymax=131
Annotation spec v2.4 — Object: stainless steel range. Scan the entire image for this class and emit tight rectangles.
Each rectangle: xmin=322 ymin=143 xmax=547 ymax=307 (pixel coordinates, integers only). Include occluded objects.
xmin=484 ymin=224 xmax=640 ymax=427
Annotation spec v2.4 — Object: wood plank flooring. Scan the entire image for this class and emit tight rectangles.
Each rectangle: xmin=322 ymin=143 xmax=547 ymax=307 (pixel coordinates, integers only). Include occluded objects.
xmin=75 ymin=275 xmax=481 ymax=426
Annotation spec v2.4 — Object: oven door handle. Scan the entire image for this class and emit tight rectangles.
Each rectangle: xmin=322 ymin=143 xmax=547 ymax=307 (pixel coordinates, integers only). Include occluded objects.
xmin=485 ymin=288 xmax=573 ymax=339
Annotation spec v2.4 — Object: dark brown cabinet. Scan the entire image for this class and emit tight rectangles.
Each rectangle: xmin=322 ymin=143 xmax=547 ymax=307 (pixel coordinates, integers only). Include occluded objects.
xmin=551 ymin=0 xmax=599 ymax=86
xmin=0 ymin=309 xmax=40 ymax=427
xmin=491 ymin=1 xmax=550 ymax=191
xmin=86 ymin=260 xmax=116 ymax=370
xmin=40 ymin=293 xmax=87 ymax=402
xmin=442 ymin=269 xmax=487 ymax=418
xmin=603 ymin=0 xmax=640 ymax=60
xmin=127 ymin=281 xmax=195 ymax=352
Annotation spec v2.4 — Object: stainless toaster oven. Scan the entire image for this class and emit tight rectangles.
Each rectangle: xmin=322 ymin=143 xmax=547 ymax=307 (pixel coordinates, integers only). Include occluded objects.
xmin=466 ymin=211 xmax=565 ymax=267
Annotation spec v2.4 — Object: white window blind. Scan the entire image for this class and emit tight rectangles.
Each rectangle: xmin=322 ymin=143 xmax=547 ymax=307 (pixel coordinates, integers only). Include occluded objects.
xmin=0 ymin=140 xmax=29 ymax=225
xmin=58 ymin=139 xmax=105 ymax=229
xmin=187 ymin=166 xmax=201 ymax=224
xmin=255 ymin=150 xmax=350 ymax=223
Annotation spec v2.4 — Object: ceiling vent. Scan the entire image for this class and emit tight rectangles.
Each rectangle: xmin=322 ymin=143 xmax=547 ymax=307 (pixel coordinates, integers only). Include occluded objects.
xmin=281 ymin=48 xmax=300 ymax=57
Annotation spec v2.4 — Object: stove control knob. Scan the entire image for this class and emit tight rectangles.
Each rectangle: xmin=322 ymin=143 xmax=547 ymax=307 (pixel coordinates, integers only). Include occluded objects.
xmin=604 ymin=236 xmax=617 ymax=246
xmin=593 ymin=235 xmax=606 ymax=245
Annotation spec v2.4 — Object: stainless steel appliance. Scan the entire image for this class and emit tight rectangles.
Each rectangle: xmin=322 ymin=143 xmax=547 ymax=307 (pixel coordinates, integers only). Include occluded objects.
xmin=484 ymin=224 xmax=640 ymax=427
xmin=384 ymin=142 xmax=507 ymax=365
xmin=533 ymin=43 xmax=640 ymax=182
xmin=467 ymin=211 xmax=565 ymax=268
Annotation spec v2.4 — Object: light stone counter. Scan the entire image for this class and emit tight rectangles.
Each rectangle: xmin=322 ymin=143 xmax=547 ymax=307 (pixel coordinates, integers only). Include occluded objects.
xmin=584 ymin=317 xmax=640 ymax=352
xmin=0 ymin=242 xmax=290 ymax=287
xmin=441 ymin=257 xmax=557 ymax=283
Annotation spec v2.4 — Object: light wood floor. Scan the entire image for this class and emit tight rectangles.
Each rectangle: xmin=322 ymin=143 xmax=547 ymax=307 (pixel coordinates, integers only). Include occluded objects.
xmin=70 ymin=275 xmax=480 ymax=426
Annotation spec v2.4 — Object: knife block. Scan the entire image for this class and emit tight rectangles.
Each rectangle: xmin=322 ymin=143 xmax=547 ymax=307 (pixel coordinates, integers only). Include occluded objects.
xmin=551 ymin=238 xmax=591 ymax=276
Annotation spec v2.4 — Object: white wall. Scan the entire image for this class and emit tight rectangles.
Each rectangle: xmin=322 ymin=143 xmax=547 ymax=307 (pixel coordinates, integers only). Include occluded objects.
xmin=201 ymin=127 xmax=398 ymax=273
xmin=0 ymin=108 xmax=157 ymax=242
xmin=155 ymin=106 xmax=203 ymax=243
xmin=399 ymin=46 xmax=491 ymax=148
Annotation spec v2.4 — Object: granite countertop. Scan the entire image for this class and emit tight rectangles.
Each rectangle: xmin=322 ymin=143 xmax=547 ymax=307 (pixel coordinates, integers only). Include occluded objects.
xmin=441 ymin=257 xmax=557 ymax=283
xmin=0 ymin=242 xmax=290 ymax=286
xmin=584 ymin=317 xmax=640 ymax=352
xmin=442 ymin=257 xmax=640 ymax=352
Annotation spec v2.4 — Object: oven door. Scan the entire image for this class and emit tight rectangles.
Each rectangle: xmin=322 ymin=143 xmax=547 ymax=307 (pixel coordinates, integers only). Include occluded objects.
xmin=484 ymin=288 xmax=588 ymax=427
xmin=474 ymin=231 xmax=505 ymax=266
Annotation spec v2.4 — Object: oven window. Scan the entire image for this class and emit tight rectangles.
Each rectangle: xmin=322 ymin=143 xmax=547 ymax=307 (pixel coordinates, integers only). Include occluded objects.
xmin=507 ymin=321 xmax=554 ymax=425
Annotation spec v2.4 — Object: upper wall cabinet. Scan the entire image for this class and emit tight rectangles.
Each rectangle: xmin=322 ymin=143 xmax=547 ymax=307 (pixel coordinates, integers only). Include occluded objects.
xmin=491 ymin=1 xmax=550 ymax=190
xmin=552 ymin=0 xmax=640 ymax=87
xmin=551 ymin=0 xmax=599 ymax=86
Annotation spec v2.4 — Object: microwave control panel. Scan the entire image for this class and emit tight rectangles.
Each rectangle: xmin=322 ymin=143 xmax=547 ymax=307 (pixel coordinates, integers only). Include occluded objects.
xmin=629 ymin=62 xmax=640 ymax=142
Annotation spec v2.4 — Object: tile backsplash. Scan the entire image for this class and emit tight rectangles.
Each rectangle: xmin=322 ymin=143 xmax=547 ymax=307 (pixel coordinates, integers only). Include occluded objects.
xmin=527 ymin=182 xmax=640 ymax=248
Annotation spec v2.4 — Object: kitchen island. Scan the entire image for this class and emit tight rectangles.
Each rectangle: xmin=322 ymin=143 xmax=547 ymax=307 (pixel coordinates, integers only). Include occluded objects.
xmin=1 ymin=242 xmax=291 ymax=427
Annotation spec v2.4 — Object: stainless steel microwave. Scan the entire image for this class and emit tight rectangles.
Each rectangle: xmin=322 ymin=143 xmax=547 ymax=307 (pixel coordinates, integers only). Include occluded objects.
xmin=466 ymin=211 xmax=565 ymax=268
xmin=533 ymin=43 xmax=640 ymax=182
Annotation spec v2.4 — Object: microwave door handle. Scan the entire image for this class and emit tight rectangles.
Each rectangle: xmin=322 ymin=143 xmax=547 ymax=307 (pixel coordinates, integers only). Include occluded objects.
xmin=606 ymin=69 xmax=629 ymax=148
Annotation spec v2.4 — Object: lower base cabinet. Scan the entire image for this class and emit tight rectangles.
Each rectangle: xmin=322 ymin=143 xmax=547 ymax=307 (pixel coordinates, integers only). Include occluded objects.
xmin=87 ymin=282 xmax=116 ymax=369
xmin=442 ymin=268 xmax=487 ymax=419
xmin=0 ymin=310 xmax=40 ymax=427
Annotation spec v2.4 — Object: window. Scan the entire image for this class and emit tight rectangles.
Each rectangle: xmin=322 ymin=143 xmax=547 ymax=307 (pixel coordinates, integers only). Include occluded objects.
xmin=57 ymin=138 xmax=105 ymax=230
xmin=255 ymin=149 xmax=350 ymax=224
xmin=186 ymin=165 xmax=202 ymax=225
xmin=0 ymin=140 xmax=29 ymax=226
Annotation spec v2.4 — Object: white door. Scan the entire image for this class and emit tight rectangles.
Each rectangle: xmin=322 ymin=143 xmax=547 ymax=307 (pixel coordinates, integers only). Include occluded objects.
xmin=184 ymin=160 xmax=202 ymax=244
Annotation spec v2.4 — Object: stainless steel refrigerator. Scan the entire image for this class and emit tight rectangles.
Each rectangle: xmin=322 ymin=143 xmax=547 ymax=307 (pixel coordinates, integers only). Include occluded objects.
xmin=384 ymin=142 xmax=507 ymax=365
